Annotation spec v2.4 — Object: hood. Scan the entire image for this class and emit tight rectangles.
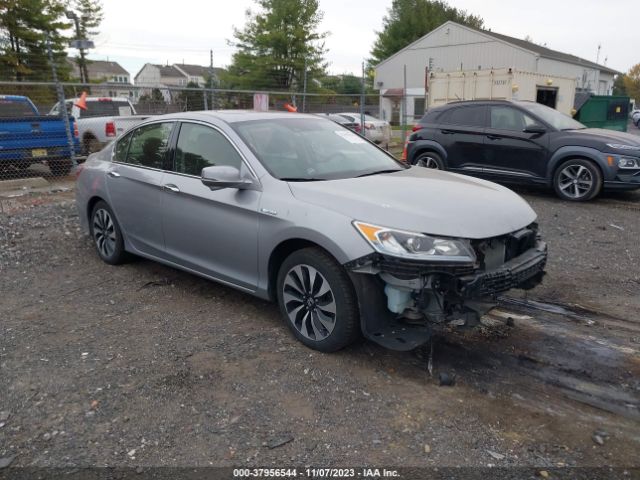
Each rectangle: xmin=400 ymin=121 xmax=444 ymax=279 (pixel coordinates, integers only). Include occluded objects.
xmin=574 ymin=128 xmax=640 ymax=149
xmin=289 ymin=167 xmax=537 ymax=239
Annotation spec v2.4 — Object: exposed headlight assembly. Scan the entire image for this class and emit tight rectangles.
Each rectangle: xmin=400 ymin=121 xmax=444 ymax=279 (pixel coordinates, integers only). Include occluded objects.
xmin=354 ymin=221 xmax=476 ymax=263
xmin=618 ymin=157 xmax=640 ymax=169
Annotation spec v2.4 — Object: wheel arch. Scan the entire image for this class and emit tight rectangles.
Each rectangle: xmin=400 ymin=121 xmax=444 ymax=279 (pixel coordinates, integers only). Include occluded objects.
xmin=408 ymin=141 xmax=448 ymax=166
xmin=267 ymin=238 xmax=336 ymax=302
xmin=86 ymin=195 xmax=107 ymax=224
xmin=547 ymin=147 xmax=608 ymax=186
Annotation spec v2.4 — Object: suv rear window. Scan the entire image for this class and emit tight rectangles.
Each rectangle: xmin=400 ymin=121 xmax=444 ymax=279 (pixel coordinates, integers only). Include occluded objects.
xmin=439 ymin=105 xmax=486 ymax=127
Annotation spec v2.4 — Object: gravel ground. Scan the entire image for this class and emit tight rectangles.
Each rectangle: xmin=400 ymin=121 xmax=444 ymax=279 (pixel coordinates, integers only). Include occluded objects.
xmin=0 ymin=180 xmax=639 ymax=476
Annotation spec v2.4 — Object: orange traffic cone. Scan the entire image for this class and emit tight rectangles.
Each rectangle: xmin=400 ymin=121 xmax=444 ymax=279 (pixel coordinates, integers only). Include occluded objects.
xmin=74 ymin=91 xmax=88 ymax=110
xmin=284 ymin=102 xmax=297 ymax=112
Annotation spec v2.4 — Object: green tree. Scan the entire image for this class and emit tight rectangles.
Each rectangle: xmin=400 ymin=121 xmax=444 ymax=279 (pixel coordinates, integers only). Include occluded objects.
xmin=623 ymin=64 xmax=640 ymax=102
xmin=612 ymin=74 xmax=627 ymax=96
xmin=0 ymin=0 xmax=71 ymax=81
xmin=226 ymin=0 xmax=328 ymax=91
xmin=67 ymin=0 xmax=103 ymax=84
xmin=177 ymin=81 xmax=205 ymax=111
xmin=370 ymin=0 xmax=484 ymax=65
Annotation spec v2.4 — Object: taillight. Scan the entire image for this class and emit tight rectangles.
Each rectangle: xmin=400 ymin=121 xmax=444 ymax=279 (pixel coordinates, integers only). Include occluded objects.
xmin=412 ymin=125 xmax=424 ymax=132
xmin=105 ymin=122 xmax=116 ymax=137
xmin=73 ymin=122 xmax=79 ymax=138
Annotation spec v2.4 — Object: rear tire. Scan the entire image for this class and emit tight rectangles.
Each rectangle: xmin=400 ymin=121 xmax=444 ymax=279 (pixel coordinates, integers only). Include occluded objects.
xmin=84 ymin=136 xmax=101 ymax=155
xmin=89 ymin=201 xmax=129 ymax=265
xmin=413 ymin=151 xmax=444 ymax=169
xmin=277 ymin=248 xmax=360 ymax=352
xmin=49 ymin=159 xmax=72 ymax=176
xmin=553 ymin=159 xmax=602 ymax=201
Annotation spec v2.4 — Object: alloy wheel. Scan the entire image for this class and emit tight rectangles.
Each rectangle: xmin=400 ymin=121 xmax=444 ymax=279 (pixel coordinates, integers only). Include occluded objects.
xmin=416 ymin=156 xmax=440 ymax=169
xmin=93 ymin=208 xmax=117 ymax=258
xmin=558 ymin=165 xmax=593 ymax=199
xmin=282 ymin=264 xmax=336 ymax=341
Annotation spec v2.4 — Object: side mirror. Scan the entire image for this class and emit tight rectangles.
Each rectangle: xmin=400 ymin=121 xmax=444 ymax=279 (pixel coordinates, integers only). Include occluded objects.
xmin=523 ymin=123 xmax=547 ymax=134
xmin=201 ymin=165 xmax=255 ymax=190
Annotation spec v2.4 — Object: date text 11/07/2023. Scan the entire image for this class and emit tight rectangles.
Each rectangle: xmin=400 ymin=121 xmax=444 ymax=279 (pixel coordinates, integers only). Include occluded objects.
xmin=233 ymin=468 xmax=401 ymax=478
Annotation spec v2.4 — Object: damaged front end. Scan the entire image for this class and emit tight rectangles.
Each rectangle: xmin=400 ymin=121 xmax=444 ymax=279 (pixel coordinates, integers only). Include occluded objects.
xmin=345 ymin=222 xmax=547 ymax=351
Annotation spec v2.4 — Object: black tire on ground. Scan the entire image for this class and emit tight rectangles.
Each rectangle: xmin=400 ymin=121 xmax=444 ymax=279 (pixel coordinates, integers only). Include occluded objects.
xmin=553 ymin=158 xmax=602 ymax=202
xmin=49 ymin=159 xmax=72 ymax=176
xmin=89 ymin=200 xmax=129 ymax=265
xmin=413 ymin=151 xmax=444 ymax=169
xmin=84 ymin=136 xmax=100 ymax=155
xmin=276 ymin=247 xmax=361 ymax=352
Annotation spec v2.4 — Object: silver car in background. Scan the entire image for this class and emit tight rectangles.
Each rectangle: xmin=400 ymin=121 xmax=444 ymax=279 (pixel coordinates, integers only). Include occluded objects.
xmin=76 ymin=111 xmax=547 ymax=352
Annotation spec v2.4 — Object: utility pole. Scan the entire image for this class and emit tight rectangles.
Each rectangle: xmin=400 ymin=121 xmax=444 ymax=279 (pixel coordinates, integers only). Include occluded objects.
xmin=302 ymin=57 xmax=308 ymax=113
xmin=360 ymin=61 xmax=366 ymax=137
xmin=209 ymin=49 xmax=215 ymax=110
xmin=66 ymin=11 xmax=86 ymax=83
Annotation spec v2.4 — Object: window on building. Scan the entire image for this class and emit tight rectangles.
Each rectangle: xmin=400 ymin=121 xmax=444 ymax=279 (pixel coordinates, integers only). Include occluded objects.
xmin=414 ymin=98 xmax=426 ymax=119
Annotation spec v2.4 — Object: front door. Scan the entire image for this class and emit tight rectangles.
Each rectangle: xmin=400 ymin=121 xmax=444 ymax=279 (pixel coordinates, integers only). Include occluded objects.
xmin=482 ymin=105 xmax=549 ymax=179
xmin=160 ymin=121 xmax=261 ymax=290
xmin=106 ymin=121 xmax=175 ymax=257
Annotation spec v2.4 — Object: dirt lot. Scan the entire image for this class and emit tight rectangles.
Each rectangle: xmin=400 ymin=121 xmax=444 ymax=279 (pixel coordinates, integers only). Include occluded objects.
xmin=1 ymin=177 xmax=639 ymax=477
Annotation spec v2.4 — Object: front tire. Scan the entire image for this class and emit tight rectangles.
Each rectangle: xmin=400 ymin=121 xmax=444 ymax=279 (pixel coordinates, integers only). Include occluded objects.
xmin=277 ymin=248 xmax=360 ymax=352
xmin=553 ymin=159 xmax=602 ymax=201
xmin=413 ymin=151 xmax=444 ymax=169
xmin=90 ymin=201 xmax=129 ymax=265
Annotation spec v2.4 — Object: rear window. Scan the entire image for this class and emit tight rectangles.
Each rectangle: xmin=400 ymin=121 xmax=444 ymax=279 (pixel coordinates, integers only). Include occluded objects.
xmin=79 ymin=100 xmax=132 ymax=118
xmin=439 ymin=105 xmax=486 ymax=127
xmin=0 ymin=99 xmax=36 ymax=117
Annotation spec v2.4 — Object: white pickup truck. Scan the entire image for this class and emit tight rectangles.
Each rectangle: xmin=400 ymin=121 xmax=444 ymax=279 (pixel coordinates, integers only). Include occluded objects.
xmin=49 ymin=97 xmax=150 ymax=155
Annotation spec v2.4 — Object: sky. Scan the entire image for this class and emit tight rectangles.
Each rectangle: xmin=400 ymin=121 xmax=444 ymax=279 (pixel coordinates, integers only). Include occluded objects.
xmin=87 ymin=0 xmax=638 ymax=78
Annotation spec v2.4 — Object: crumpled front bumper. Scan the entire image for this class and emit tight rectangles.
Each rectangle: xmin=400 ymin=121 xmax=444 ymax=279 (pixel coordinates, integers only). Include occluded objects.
xmin=459 ymin=240 xmax=547 ymax=298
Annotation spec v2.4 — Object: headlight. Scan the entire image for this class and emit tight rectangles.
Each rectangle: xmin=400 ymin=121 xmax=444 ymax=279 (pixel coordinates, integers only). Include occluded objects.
xmin=607 ymin=143 xmax=640 ymax=152
xmin=353 ymin=221 xmax=476 ymax=263
xmin=618 ymin=157 xmax=640 ymax=169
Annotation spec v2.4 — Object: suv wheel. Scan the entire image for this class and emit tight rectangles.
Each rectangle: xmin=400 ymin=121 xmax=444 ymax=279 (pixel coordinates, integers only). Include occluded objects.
xmin=414 ymin=151 xmax=444 ymax=169
xmin=553 ymin=159 xmax=602 ymax=201
xmin=90 ymin=201 xmax=129 ymax=264
xmin=277 ymin=248 xmax=360 ymax=352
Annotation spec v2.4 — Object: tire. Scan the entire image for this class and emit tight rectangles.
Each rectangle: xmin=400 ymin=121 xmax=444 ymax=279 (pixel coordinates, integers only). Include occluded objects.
xmin=553 ymin=159 xmax=602 ymax=201
xmin=49 ymin=159 xmax=72 ymax=177
xmin=84 ymin=136 xmax=101 ymax=155
xmin=413 ymin=151 xmax=444 ymax=169
xmin=276 ymin=248 xmax=360 ymax=352
xmin=89 ymin=201 xmax=129 ymax=265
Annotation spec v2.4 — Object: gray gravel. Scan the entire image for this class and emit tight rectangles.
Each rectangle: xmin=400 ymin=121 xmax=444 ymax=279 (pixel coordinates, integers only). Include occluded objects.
xmin=0 ymin=186 xmax=639 ymax=472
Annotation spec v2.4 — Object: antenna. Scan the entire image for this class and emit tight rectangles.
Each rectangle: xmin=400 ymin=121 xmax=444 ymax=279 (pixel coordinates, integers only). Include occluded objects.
xmin=596 ymin=44 xmax=601 ymax=64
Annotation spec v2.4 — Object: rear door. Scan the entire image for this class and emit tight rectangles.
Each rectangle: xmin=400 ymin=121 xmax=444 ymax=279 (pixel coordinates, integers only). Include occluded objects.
xmin=160 ymin=121 xmax=261 ymax=290
xmin=106 ymin=121 xmax=175 ymax=257
xmin=483 ymin=105 xmax=549 ymax=179
xmin=435 ymin=105 xmax=487 ymax=171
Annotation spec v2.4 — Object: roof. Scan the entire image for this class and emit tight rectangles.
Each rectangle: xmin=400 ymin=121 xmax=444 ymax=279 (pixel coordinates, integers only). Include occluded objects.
xmin=69 ymin=59 xmax=129 ymax=76
xmin=469 ymin=25 xmax=620 ymax=75
xmin=139 ymin=110 xmax=315 ymax=124
xmin=156 ymin=65 xmax=184 ymax=78
xmin=376 ymin=21 xmax=620 ymax=75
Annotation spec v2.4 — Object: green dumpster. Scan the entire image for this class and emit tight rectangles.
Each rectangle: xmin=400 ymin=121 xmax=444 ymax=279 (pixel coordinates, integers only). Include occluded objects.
xmin=573 ymin=95 xmax=630 ymax=132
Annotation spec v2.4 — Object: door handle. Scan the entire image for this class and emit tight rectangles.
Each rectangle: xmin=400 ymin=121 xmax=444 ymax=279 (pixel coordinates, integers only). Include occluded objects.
xmin=108 ymin=171 xmax=121 ymax=178
xmin=163 ymin=184 xmax=180 ymax=193
xmin=486 ymin=134 xmax=501 ymax=140
xmin=441 ymin=129 xmax=455 ymax=135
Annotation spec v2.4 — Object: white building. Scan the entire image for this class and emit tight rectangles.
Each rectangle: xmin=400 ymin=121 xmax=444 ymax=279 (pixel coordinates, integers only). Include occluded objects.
xmin=374 ymin=21 xmax=620 ymax=123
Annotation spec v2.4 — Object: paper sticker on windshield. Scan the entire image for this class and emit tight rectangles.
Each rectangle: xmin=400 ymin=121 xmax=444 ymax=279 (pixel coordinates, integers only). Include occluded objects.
xmin=118 ymin=106 xmax=132 ymax=116
xmin=335 ymin=130 xmax=366 ymax=144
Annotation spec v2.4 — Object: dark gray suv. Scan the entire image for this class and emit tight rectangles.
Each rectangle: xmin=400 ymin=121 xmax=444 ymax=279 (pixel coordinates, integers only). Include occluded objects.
xmin=406 ymin=100 xmax=640 ymax=201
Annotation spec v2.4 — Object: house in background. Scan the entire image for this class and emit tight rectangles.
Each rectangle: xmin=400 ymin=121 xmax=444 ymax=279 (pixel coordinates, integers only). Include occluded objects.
xmin=374 ymin=21 xmax=620 ymax=124
xmin=173 ymin=63 xmax=224 ymax=87
xmin=69 ymin=59 xmax=134 ymax=99
xmin=134 ymin=63 xmax=224 ymax=103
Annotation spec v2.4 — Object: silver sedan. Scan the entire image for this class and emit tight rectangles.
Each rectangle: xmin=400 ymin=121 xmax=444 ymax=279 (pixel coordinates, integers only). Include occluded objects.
xmin=76 ymin=111 xmax=547 ymax=352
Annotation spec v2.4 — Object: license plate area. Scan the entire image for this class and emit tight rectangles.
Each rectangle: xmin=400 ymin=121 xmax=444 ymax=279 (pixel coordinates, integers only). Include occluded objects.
xmin=32 ymin=149 xmax=47 ymax=158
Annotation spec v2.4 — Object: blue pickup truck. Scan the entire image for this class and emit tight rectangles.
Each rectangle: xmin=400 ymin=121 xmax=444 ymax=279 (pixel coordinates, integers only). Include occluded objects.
xmin=0 ymin=95 xmax=80 ymax=176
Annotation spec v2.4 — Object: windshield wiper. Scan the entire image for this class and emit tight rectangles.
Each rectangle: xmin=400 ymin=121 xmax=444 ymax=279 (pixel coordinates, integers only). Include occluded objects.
xmin=355 ymin=169 xmax=403 ymax=178
xmin=280 ymin=177 xmax=327 ymax=182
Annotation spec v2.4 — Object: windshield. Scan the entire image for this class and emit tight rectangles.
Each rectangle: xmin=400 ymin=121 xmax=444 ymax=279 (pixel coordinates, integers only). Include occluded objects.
xmin=517 ymin=102 xmax=586 ymax=130
xmin=232 ymin=118 xmax=404 ymax=181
